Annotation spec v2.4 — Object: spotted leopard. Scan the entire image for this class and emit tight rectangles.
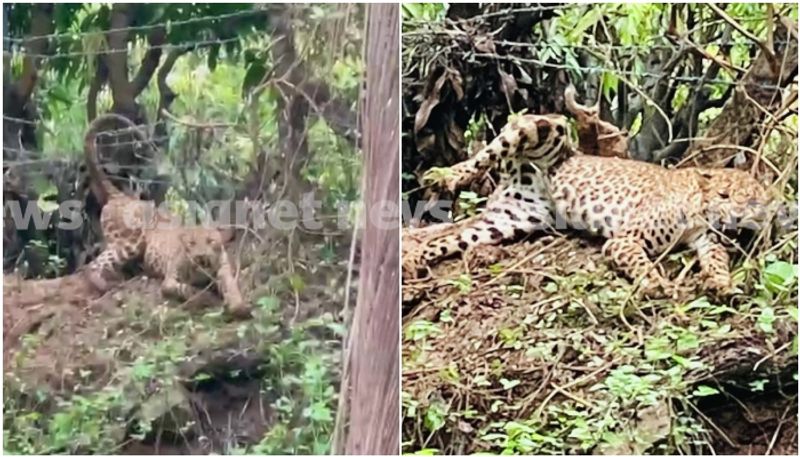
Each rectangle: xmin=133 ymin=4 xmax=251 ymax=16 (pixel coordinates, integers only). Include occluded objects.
xmin=404 ymin=114 xmax=772 ymax=297
xmin=82 ymin=113 xmax=250 ymax=318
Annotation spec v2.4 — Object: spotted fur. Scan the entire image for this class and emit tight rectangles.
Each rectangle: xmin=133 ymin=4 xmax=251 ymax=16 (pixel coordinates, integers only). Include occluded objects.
xmin=82 ymin=114 xmax=249 ymax=317
xmin=404 ymin=114 xmax=772 ymax=297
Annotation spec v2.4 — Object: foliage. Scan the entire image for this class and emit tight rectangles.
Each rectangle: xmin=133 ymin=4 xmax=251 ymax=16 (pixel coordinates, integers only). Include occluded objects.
xmin=4 ymin=3 xmax=362 ymax=454
xmin=3 ymin=288 xmax=343 ymax=454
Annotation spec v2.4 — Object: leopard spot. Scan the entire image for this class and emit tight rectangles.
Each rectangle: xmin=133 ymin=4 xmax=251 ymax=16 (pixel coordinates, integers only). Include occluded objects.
xmin=520 ymin=163 xmax=535 ymax=174
xmin=644 ymin=238 xmax=654 ymax=251
xmin=536 ymin=125 xmax=550 ymax=142
xmin=457 ymin=241 xmax=468 ymax=250
xmin=440 ymin=246 xmax=448 ymax=254
xmin=513 ymin=228 xmax=527 ymax=238
xmin=501 ymin=140 xmax=510 ymax=149
xmin=520 ymin=175 xmax=533 ymax=185
xmin=488 ymin=227 xmax=503 ymax=240
xmin=604 ymin=216 xmax=613 ymax=226
xmin=471 ymin=234 xmax=479 ymax=241
xmin=593 ymin=204 xmax=604 ymax=213
xmin=504 ymin=209 xmax=517 ymax=218
xmin=513 ymin=192 xmax=523 ymax=200
xmin=527 ymin=215 xmax=540 ymax=224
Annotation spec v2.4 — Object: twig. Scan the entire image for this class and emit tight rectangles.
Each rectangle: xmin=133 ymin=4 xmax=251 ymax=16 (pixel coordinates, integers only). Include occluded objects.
xmin=765 ymin=400 xmax=794 ymax=455
xmin=686 ymin=399 xmax=738 ymax=449
xmin=753 ymin=340 xmax=793 ymax=372
xmin=707 ymin=4 xmax=776 ymax=63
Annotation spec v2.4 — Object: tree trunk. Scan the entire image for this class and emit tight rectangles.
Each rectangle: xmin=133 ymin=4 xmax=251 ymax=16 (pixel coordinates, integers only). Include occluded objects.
xmin=344 ymin=4 xmax=400 ymax=455
xmin=680 ymin=17 xmax=798 ymax=168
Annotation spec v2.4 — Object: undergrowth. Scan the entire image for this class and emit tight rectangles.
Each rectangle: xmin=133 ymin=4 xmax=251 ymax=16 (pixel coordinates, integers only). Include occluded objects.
xmin=3 ymin=289 xmax=342 ymax=454
xmin=402 ymin=237 xmax=797 ymax=455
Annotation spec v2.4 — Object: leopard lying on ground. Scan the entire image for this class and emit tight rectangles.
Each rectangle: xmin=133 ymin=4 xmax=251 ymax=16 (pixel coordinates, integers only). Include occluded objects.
xmin=82 ymin=113 xmax=250 ymax=318
xmin=404 ymin=114 xmax=773 ymax=298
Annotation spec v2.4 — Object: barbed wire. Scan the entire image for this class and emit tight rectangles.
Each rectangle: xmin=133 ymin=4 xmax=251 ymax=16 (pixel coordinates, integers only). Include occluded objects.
xmin=403 ymin=28 xmax=791 ymax=52
xmin=3 ymin=35 xmax=244 ymax=59
xmin=2 ymin=9 xmax=269 ymax=45
xmin=454 ymin=50 xmax=795 ymax=92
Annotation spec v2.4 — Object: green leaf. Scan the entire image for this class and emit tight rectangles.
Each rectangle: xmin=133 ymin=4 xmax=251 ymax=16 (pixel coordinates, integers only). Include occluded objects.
xmin=763 ymin=261 xmax=797 ymax=292
xmin=757 ymin=307 xmax=776 ymax=333
xmin=499 ymin=378 xmax=520 ymax=390
xmin=568 ymin=8 xmax=603 ymax=41
xmin=692 ymin=385 xmax=719 ymax=397
xmin=749 ymin=379 xmax=768 ymax=392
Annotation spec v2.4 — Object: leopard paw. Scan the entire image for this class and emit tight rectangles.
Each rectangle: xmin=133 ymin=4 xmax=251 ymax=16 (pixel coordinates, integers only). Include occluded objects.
xmin=84 ymin=269 xmax=119 ymax=293
xmin=702 ymin=273 xmax=735 ymax=297
xmin=402 ymin=256 xmax=428 ymax=281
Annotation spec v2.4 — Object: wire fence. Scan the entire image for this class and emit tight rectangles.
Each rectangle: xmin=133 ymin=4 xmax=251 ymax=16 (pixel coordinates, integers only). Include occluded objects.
xmin=2 ymin=9 xmax=270 ymax=45
xmin=402 ymin=4 xmax=798 ymax=92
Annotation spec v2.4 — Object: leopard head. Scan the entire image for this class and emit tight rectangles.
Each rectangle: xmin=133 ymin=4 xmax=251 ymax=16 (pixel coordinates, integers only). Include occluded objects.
xmin=698 ymin=168 xmax=773 ymax=232
xmin=180 ymin=231 xmax=223 ymax=273
xmin=505 ymin=113 xmax=573 ymax=167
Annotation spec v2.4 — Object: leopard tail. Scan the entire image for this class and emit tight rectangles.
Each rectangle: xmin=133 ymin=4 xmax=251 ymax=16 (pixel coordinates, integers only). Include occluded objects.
xmin=84 ymin=113 xmax=148 ymax=205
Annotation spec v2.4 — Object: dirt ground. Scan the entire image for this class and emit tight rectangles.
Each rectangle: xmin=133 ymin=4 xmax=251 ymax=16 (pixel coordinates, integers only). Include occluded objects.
xmin=3 ymin=236 xmax=354 ymax=453
xmin=402 ymin=234 xmax=797 ymax=455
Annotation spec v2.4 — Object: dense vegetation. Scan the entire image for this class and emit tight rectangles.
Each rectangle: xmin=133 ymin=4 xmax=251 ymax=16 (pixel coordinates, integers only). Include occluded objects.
xmin=402 ymin=3 xmax=797 ymax=455
xmin=4 ymin=3 xmax=365 ymax=454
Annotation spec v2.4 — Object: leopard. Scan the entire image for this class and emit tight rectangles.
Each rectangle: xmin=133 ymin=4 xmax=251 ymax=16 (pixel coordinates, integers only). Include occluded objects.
xmin=403 ymin=113 xmax=773 ymax=298
xmin=81 ymin=113 xmax=250 ymax=318
xmin=403 ymin=114 xmax=570 ymax=279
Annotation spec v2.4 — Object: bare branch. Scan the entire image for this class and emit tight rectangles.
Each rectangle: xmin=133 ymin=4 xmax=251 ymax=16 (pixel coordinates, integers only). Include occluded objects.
xmin=86 ymin=59 xmax=108 ymax=122
xmin=104 ymin=3 xmax=133 ymax=108
xmin=17 ymin=4 xmax=54 ymax=100
xmin=707 ymin=4 xmax=776 ymax=64
xmin=131 ymin=26 xmax=166 ymax=96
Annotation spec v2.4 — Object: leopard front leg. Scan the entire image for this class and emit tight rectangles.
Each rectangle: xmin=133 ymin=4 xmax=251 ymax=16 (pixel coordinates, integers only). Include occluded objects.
xmin=602 ymin=236 xmax=672 ymax=298
xmin=215 ymin=249 xmax=251 ymax=319
xmin=160 ymin=271 xmax=222 ymax=310
xmin=403 ymin=191 xmax=552 ymax=279
xmin=424 ymin=123 xmax=529 ymax=192
xmin=689 ymin=233 xmax=733 ymax=295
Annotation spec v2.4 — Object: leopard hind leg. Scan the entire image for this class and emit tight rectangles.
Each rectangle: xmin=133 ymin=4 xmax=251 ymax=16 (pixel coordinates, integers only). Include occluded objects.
xmin=689 ymin=233 xmax=733 ymax=295
xmin=84 ymin=240 xmax=142 ymax=292
xmin=405 ymin=191 xmax=553 ymax=279
xmin=602 ymin=236 xmax=672 ymax=298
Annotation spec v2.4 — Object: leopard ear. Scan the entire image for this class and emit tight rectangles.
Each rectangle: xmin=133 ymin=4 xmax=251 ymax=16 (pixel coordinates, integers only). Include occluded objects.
xmin=218 ymin=227 xmax=236 ymax=243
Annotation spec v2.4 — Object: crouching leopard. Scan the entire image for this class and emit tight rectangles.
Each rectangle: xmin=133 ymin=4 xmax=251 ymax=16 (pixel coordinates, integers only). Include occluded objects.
xmin=404 ymin=114 xmax=773 ymax=298
xmin=82 ymin=113 xmax=250 ymax=318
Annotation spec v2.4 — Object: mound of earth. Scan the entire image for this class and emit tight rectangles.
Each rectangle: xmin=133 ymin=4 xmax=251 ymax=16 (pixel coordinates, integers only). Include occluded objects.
xmin=402 ymin=235 xmax=797 ymax=455
xmin=3 ymin=265 xmax=346 ymax=454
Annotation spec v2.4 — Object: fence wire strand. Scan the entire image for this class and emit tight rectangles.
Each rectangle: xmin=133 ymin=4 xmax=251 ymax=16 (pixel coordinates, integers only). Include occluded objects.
xmin=2 ymin=8 xmax=270 ymax=44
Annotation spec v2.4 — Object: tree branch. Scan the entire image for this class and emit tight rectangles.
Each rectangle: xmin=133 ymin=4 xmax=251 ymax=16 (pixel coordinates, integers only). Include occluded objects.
xmin=17 ymin=4 xmax=54 ymax=100
xmin=86 ymin=59 xmax=108 ymax=122
xmin=104 ymin=3 xmax=134 ymax=108
xmin=131 ymin=26 xmax=166 ymax=96
xmin=707 ymin=4 xmax=777 ymax=65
